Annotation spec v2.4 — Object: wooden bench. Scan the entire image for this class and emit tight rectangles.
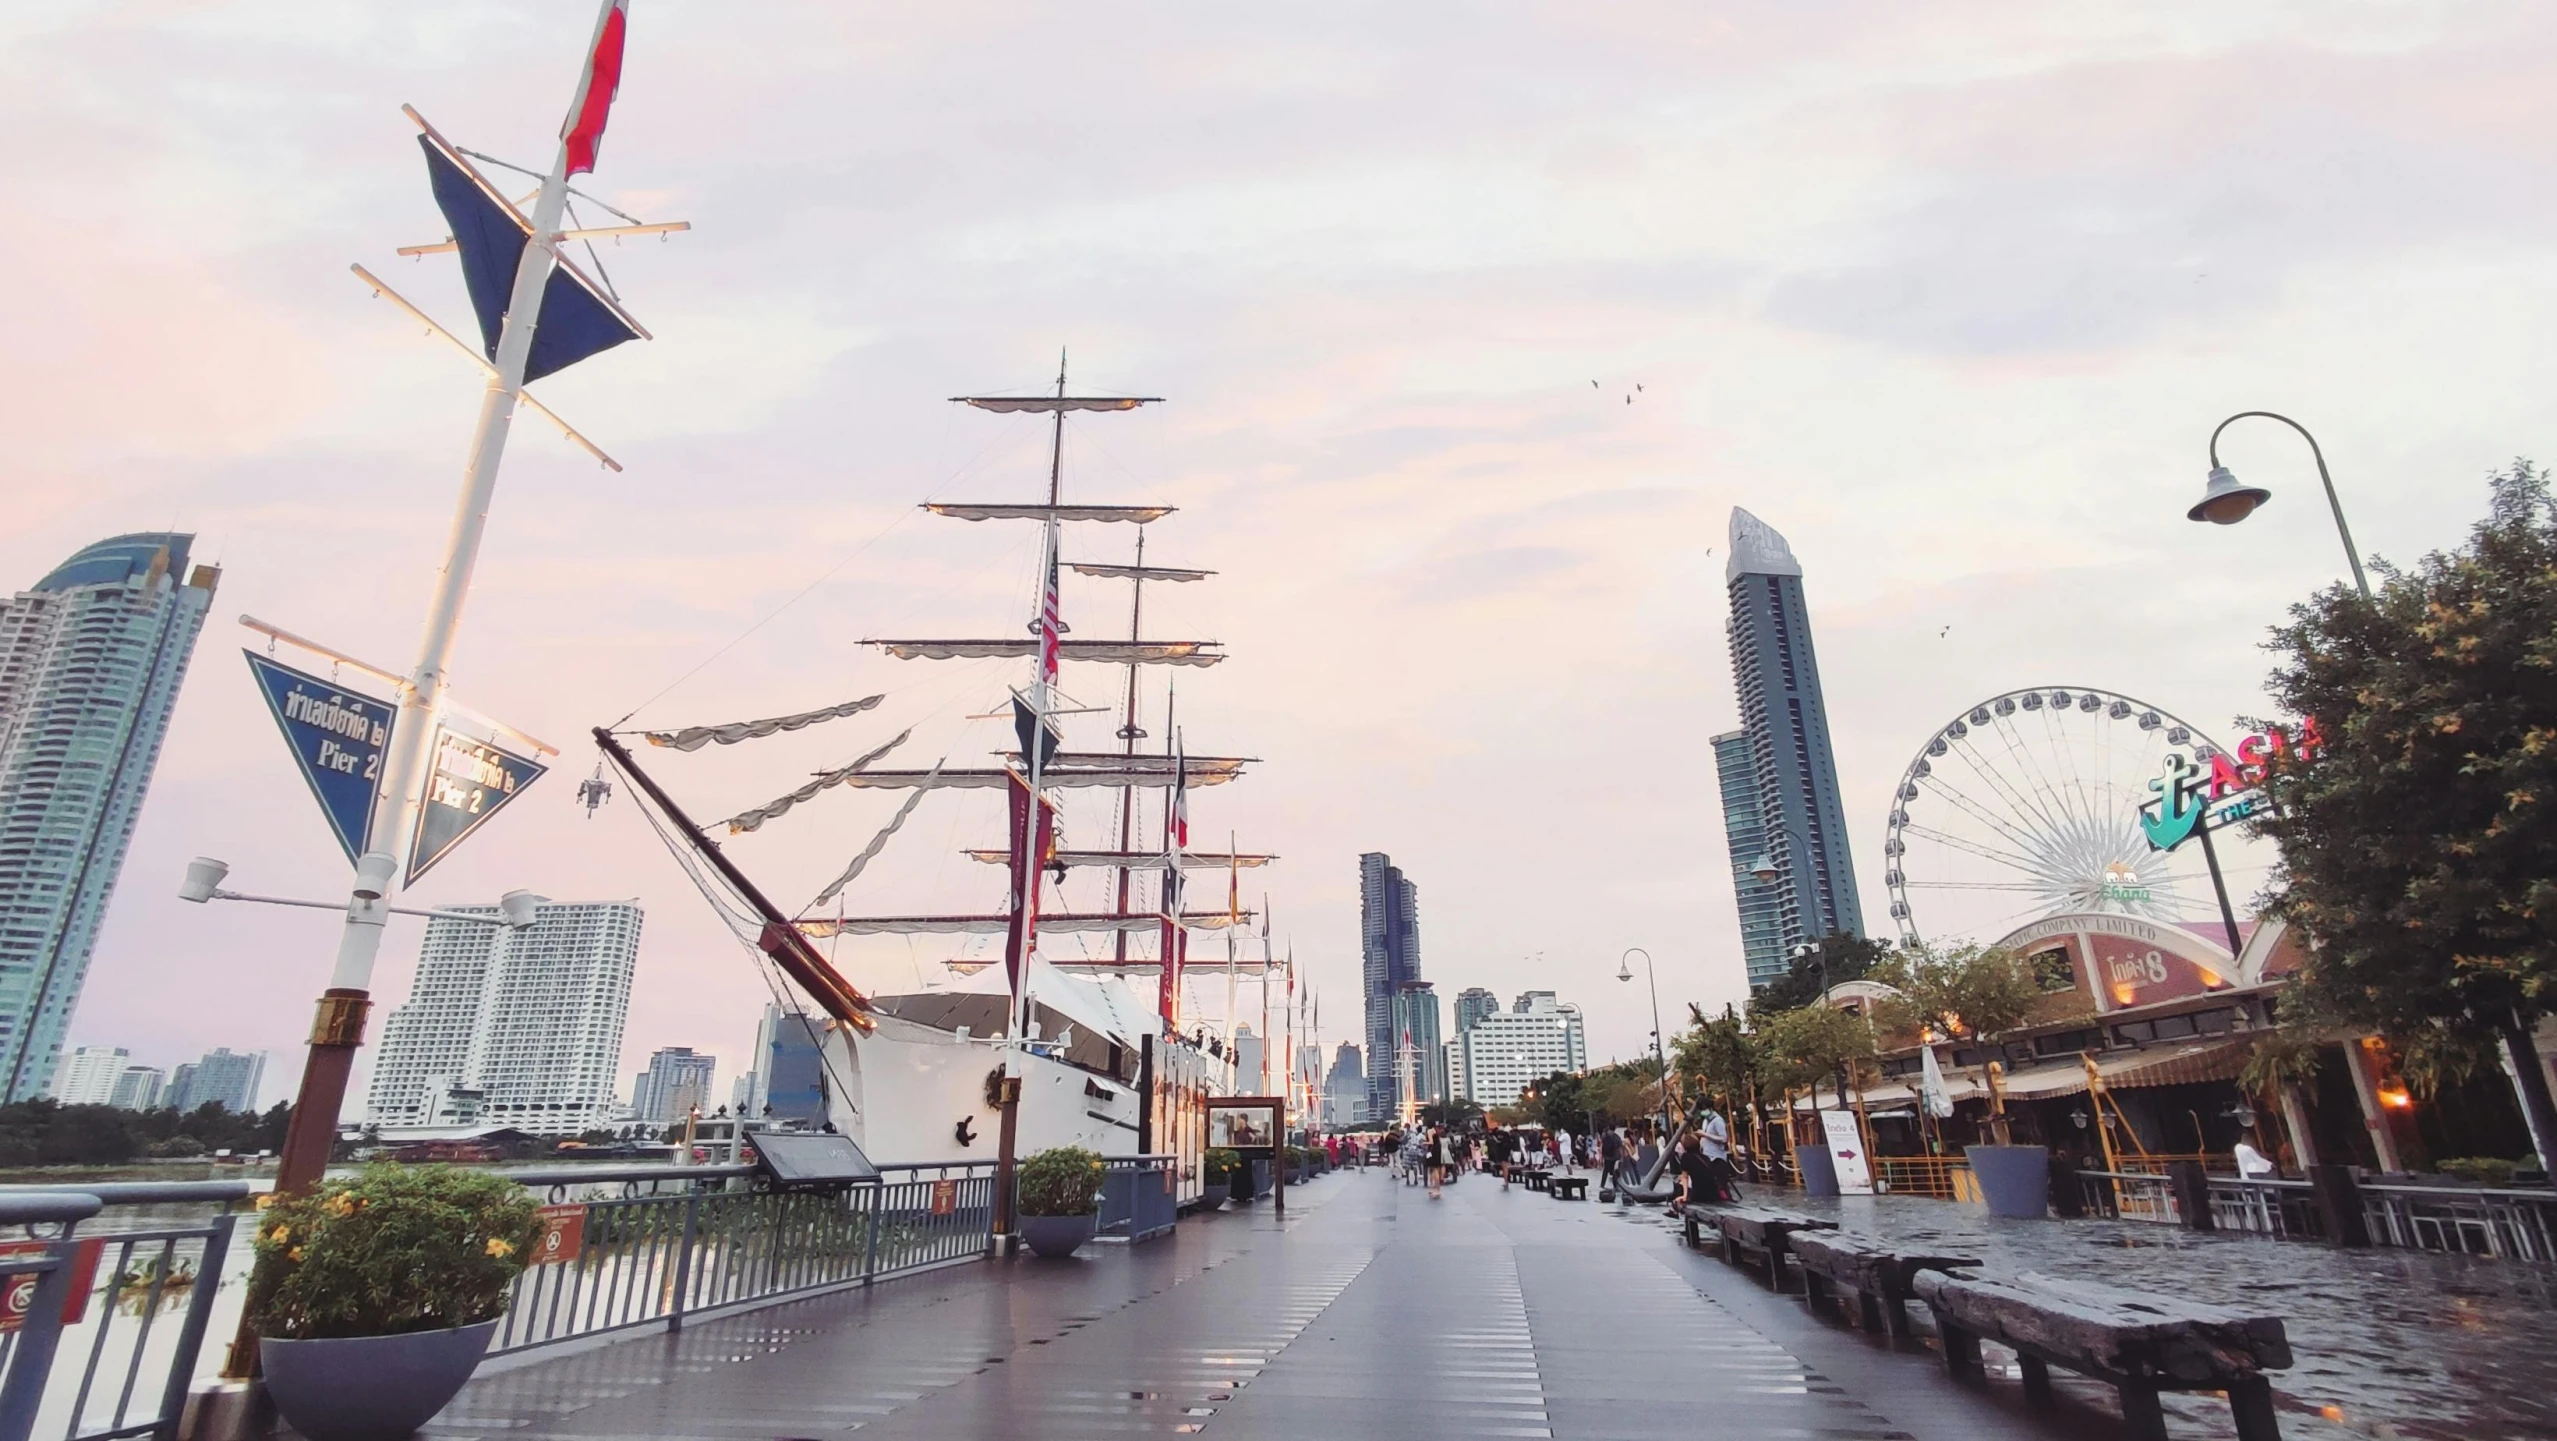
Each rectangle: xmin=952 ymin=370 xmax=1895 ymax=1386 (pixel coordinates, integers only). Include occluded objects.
xmin=1678 ymin=1203 xmax=1727 ymax=1250
xmin=1522 ymin=1168 xmax=1550 ymax=1192
xmin=1548 ymin=1175 xmax=1588 ymax=1200
xmin=1678 ymin=1205 xmax=1835 ymax=1290
xmin=1788 ymin=1233 xmax=1980 ymax=1338
xmin=1912 ymin=1269 xmax=2292 ymax=1441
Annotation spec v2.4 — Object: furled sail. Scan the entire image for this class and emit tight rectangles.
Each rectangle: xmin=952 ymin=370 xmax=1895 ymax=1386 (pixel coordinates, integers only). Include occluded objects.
xmin=808 ymin=760 xmax=943 ymax=906
xmin=963 ymin=848 xmax=1275 ymax=870
xmin=1068 ymin=562 xmax=1213 ymax=583
xmin=924 ymin=503 xmax=1173 ymax=524
xmin=723 ymin=729 xmax=909 ymax=833
xmin=642 ymin=694 xmax=885 ymax=752
xmin=951 ymin=396 xmax=1161 ymax=414
xmin=826 ymin=763 xmax=1244 ymax=791
xmin=866 ymin=639 xmax=1221 ymax=665
xmin=799 ymin=910 xmax=1256 ymax=937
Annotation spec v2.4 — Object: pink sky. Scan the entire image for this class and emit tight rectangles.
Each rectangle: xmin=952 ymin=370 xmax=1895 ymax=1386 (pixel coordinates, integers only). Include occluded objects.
xmin=7 ymin=2 xmax=2555 ymax=1099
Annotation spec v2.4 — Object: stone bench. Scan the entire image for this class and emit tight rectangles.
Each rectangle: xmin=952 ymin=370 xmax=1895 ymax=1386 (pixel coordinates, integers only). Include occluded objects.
xmin=1548 ymin=1175 xmax=1588 ymax=1201
xmin=1787 ymin=1233 xmax=1980 ymax=1339
xmin=1678 ymin=1205 xmax=1836 ymax=1290
xmin=1912 ymin=1269 xmax=2293 ymax=1441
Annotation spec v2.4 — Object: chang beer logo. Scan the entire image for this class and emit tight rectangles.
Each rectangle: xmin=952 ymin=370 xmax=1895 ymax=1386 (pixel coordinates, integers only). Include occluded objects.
xmin=2139 ymin=752 xmax=2206 ymax=852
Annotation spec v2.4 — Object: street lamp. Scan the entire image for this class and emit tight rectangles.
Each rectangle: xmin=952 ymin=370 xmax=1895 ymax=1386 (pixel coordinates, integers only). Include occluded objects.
xmin=1615 ymin=947 xmax=1666 ymax=1073
xmin=2191 ymin=411 xmax=2374 ymax=600
xmin=180 ymin=857 xmax=542 ymax=929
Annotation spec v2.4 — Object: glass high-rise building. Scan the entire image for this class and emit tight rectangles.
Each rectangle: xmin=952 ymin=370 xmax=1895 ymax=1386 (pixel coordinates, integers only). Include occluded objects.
xmin=1390 ymin=980 xmax=1445 ymax=1112
xmin=0 ymin=534 xmax=218 ymax=1100
xmin=1358 ymin=852 xmax=1420 ymax=1120
xmin=1721 ymin=509 xmax=1864 ymax=988
xmin=1452 ymin=986 xmax=1499 ymax=1035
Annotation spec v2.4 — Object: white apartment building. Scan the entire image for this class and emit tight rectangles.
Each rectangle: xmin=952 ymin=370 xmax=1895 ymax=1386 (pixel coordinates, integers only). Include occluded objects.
xmin=50 ymin=1045 xmax=129 ymax=1104
xmin=366 ymin=899 xmax=641 ymax=1135
xmin=109 ymin=1066 xmax=164 ymax=1110
xmin=1453 ymin=990 xmax=1587 ymax=1108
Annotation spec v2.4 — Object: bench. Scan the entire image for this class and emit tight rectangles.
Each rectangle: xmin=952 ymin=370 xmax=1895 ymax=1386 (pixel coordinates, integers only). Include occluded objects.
xmin=1912 ymin=1269 xmax=2292 ymax=1441
xmin=1676 ymin=1205 xmax=1835 ymax=1289
xmin=1522 ymin=1168 xmax=1550 ymax=1192
xmin=1678 ymin=1203 xmax=1727 ymax=1250
xmin=1788 ymin=1233 xmax=1980 ymax=1338
xmin=1548 ymin=1175 xmax=1588 ymax=1201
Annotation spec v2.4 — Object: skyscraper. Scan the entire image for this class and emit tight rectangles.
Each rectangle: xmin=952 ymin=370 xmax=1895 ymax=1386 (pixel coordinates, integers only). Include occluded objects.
xmin=366 ymin=899 xmax=641 ymax=1134
xmin=633 ymin=1046 xmax=716 ymax=1126
xmin=747 ymin=1004 xmax=829 ymax=1125
xmin=1713 ymin=730 xmax=1786 ymax=985
xmin=1324 ymin=1042 xmax=1365 ymax=1128
xmin=0 ymin=534 xmax=218 ymax=1099
xmin=108 ymin=1066 xmax=163 ymax=1111
xmin=1390 ymin=981 xmax=1445 ymax=1112
xmin=1231 ymin=1025 xmax=1265 ymax=1095
xmin=172 ymin=1047 xmax=264 ymax=1113
xmin=1453 ymin=987 xmax=1499 ymax=1035
xmin=1358 ymin=853 xmax=1421 ymax=1120
xmin=1721 ymin=509 xmax=1864 ymax=988
xmin=1453 ymin=991 xmax=1586 ymax=1107
xmin=50 ymin=1045 xmax=130 ymax=1105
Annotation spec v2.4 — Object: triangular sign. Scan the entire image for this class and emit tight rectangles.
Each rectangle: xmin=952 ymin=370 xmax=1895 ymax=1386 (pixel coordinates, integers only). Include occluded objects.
xmin=407 ymin=724 xmax=549 ymax=885
xmin=418 ymin=134 xmax=640 ymax=382
xmin=243 ymin=651 xmax=397 ymax=866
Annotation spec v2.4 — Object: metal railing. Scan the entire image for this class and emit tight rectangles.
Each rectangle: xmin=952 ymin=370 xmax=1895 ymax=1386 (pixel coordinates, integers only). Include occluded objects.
xmin=2362 ymin=1182 xmax=2557 ymax=1261
xmin=493 ymin=1160 xmax=1000 ymax=1355
xmin=1872 ymin=1155 xmax=1970 ymax=1200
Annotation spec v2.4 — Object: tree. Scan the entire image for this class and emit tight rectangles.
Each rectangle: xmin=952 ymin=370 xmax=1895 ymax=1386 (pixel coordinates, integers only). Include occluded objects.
xmin=2255 ymin=461 xmax=2557 ymax=1165
xmin=1749 ymin=931 xmax=1892 ymax=1017
xmin=1873 ymin=940 xmax=2041 ymax=1142
xmin=1674 ymin=1004 xmax=1763 ymax=1123
xmin=1752 ymin=1004 xmax=1876 ymax=1111
xmin=1418 ymin=1099 xmax=1485 ymax=1132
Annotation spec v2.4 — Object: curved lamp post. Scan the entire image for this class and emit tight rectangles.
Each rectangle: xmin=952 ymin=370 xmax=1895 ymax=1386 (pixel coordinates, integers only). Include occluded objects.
xmin=1615 ymin=947 xmax=1667 ymax=1074
xmin=2192 ymin=411 xmax=2373 ymax=600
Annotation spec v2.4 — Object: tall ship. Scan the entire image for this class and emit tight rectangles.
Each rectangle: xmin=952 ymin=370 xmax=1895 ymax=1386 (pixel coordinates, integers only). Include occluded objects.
xmin=596 ymin=362 xmax=1292 ymax=1202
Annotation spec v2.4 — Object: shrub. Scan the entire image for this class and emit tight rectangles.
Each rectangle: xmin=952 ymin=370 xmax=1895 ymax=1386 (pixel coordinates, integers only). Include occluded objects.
xmin=246 ymin=1164 xmax=544 ymax=1340
xmin=1017 ymin=1146 xmax=1104 ymax=1217
xmin=1203 ymin=1148 xmax=1240 ymax=1186
xmin=2438 ymin=1157 xmax=2521 ymax=1186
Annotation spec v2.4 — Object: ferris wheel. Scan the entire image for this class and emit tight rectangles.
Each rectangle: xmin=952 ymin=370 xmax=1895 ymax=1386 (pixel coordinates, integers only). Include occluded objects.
xmin=1880 ymin=686 xmax=2257 ymax=945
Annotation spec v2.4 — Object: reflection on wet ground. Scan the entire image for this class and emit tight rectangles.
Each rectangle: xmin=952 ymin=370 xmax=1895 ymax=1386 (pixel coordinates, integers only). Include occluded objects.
xmin=1615 ymin=1188 xmax=2556 ymax=1441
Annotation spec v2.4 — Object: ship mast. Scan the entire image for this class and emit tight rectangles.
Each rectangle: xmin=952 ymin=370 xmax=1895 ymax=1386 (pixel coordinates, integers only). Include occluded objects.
xmin=1110 ymin=530 xmax=1148 ymax=970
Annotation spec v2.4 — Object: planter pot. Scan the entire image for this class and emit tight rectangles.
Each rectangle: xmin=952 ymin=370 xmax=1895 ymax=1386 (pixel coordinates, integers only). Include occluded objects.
xmin=261 ymin=1319 xmax=498 ymax=1441
xmin=1229 ymin=1172 xmax=1255 ymax=1205
xmin=1251 ymin=1160 xmax=1272 ymax=1198
xmin=1020 ymin=1212 xmax=1099 ymax=1258
xmin=1967 ymin=1144 xmax=2052 ymax=1219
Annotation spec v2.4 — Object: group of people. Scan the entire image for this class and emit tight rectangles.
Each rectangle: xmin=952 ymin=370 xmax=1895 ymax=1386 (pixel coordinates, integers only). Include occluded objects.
xmin=1323 ymin=1109 xmax=1750 ymax=1210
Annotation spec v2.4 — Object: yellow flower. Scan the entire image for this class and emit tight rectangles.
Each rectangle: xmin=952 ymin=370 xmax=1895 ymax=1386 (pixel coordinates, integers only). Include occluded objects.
xmin=286 ymin=1247 xmax=303 ymax=1262
xmin=326 ymin=1194 xmax=357 ymax=1217
xmin=484 ymin=1238 xmax=514 ymax=1259
xmin=265 ymin=1227 xmax=291 ymax=1246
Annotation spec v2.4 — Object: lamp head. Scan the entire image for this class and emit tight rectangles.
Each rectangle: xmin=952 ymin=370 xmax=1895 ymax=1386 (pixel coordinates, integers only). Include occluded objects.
xmin=2188 ymin=465 xmax=2271 ymax=525
xmin=1748 ymin=852 xmax=1779 ymax=884
xmin=178 ymin=856 xmax=229 ymax=904
xmin=497 ymin=889 xmax=545 ymax=929
xmin=1615 ymin=958 xmax=1633 ymax=983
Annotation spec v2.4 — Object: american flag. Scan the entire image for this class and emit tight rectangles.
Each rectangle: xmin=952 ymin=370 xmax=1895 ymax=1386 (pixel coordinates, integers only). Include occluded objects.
xmin=1037 ymin=550 xmax=1061 ymax=687
xmin=561 ymin=1 xmax=629 ymax=178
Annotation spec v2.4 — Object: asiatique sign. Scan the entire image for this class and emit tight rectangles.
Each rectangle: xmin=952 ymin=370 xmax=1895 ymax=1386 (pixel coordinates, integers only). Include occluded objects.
xmin=2138 ymin=719 xmax=2323 ymax=852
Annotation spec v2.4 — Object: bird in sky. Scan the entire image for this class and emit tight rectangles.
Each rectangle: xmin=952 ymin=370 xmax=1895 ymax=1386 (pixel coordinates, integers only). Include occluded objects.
xmin=1939 ymin=625 xmax=1951 ymax=638
xmin=1590 ymin=379 xmax=1599 ymax=389
xmin=1625 ymin=394 xmax=1632 ymax=404
xmin=1636 ymin=383 xmax=1645 ymax=392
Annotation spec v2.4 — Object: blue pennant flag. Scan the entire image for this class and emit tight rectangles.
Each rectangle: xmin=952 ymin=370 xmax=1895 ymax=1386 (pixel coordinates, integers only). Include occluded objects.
xmin=407 ymin=724 xmax=549 ymax=885
xmin=419 ymin=135 xmax=640 ymax=383
xmin=244 ymin=651 xmax=396 ymax=866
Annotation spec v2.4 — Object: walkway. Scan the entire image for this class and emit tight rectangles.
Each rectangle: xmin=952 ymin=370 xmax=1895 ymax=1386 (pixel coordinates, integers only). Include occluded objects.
xmin=425 ymin=1169 xmax=2090 ymax=1441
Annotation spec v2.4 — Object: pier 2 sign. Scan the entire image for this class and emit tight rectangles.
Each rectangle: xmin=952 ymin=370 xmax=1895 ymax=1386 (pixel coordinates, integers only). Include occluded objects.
xmin=245 ymin=651 xmax=395 ymax=866
xmin=406 ymin=725 xmax=547 ymax=884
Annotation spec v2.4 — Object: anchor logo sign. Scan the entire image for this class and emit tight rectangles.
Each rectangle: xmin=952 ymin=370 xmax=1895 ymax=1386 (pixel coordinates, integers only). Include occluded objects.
xmin=2139 ymin=752 xmax=2205 ymax=852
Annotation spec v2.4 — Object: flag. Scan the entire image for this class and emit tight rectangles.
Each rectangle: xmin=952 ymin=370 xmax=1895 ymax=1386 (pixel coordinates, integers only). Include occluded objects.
xmin=418 ymin=136 xmax=640 ymax=381
xmin=1168 ymin=730 xmax=1189 ymax=850
xmin=1037 ymin=548 xmax=1062 ymax=687
xmin=1010 ymin=693 xmax=1059 ymax=772
xmin=561 ymin=1 xmax=630 ymax=177
xmin=1920 ymin=1042 xmax=1956 ymax=1120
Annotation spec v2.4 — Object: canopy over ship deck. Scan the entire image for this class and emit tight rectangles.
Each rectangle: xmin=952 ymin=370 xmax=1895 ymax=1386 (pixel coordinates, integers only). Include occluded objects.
xmin=866 ymin=639 xmax=1222 ymax=665
xmin=963 ymin=849 xmax=1274 ymax=870
xmin=924 ymin=503 xmax=1171 ymax=524
xmin=798 ymin=910 xmax=1255 ymax=937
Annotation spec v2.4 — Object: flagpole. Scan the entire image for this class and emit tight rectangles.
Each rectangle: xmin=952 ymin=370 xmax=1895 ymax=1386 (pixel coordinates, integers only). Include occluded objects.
xmin=234 ymin=0 xmax=625 ymax=1383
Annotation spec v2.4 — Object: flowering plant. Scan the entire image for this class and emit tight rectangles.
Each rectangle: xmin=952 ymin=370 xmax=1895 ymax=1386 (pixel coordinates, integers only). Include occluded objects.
xmin=246 ymin=1163 xmax=545 ymax=1340
xmin=1016 ymin=1146 xmax=1106 ymax=1217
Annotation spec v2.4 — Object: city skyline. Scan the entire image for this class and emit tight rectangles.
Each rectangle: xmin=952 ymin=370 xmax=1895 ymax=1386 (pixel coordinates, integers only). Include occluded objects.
xmin=11 ymin=6 xmax=2548 ymax=1078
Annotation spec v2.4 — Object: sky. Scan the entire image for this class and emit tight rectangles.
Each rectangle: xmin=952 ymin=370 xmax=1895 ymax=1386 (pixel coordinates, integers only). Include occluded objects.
xmin=7 ymin=1 xmax=2556 ymax=1103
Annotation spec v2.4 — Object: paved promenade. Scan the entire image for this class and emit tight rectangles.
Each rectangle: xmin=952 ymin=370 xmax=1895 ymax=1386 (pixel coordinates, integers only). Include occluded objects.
xmin=423 ymin=1169 xmax=2100 ymax=1441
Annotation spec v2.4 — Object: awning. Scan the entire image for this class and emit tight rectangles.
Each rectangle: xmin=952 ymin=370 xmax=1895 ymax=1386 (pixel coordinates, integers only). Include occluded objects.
xmin=1997 ymin=1038 xmax=2252 ymax=1101
xmin=866 ymin=639 xmax=1221 ymax=665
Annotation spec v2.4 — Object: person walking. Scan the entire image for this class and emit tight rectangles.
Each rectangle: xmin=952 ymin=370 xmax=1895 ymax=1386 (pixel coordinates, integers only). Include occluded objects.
xmin=1600 ymin=1126 xmax=1626 ymax=1194
xmin=1430 ymin=1125 xmax=1455 ymax=1200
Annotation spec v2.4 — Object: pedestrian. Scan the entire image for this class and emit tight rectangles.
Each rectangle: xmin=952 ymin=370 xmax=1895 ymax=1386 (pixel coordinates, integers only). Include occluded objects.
xmin=1600 ymin=1126 xmax=1626 ymax=1191
xmin=1430 ymin=1125 xmax=1455 ymax=1200
xmin=1554 ymin=1126 xmax=1573 ymax=1175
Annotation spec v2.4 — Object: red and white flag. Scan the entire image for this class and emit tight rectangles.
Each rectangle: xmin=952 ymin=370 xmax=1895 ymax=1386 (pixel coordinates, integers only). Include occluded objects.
xmin=1037 ymin=550 xmax=1062 ymax=687
xmin=561 ymin=0 xmax=630 ymax=177
xmin=1167 ymin=730 xmax=1190 ymax=851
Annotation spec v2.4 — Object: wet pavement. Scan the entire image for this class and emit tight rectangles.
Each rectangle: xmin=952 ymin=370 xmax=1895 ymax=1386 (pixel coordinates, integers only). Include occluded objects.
xmin=423 ymin=1168 xmax=2083 ymax=1441
xmin=1600 ymin=1182 xmax=2557 ymax=1441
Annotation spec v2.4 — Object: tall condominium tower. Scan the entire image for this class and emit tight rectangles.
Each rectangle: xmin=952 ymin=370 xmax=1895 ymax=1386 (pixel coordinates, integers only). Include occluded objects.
xmin=633 ymin=1045 xmax=716 ymax=1126
xmin=1721 ymin=509 xmax=1864 ymax=988
xmin=50 ymin=1044 xmax=130 ymax=1105
xmin=366 ymin=899 xmax=641 ymax=1134
xmin=0 ymin=535 xmax=217 ymax=1099
xmin=1712 ymin=730 xmax=1786 ymax=985
xmin=1390 ymin=980 xmax=1445 ymax=1112
xmin=1452 ymin=987 xmax=1499 ymax=1035
xmin=1358 ymin=853 xmax=1421 ymax=1121
xmin=1452 ymin=991 xmax=1586 ymax=1107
